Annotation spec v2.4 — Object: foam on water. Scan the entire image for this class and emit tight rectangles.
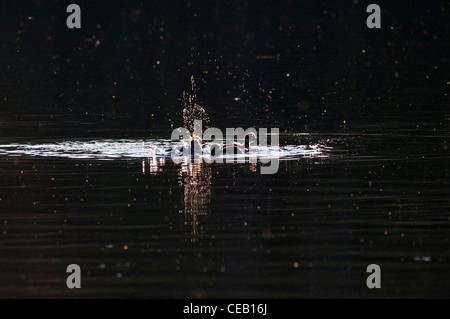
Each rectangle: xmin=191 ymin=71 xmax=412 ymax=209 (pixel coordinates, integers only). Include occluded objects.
xmin=0 ymin=139 xmax=331 ymax=161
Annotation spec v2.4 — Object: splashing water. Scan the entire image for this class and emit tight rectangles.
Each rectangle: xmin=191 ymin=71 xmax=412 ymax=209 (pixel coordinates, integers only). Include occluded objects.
xmin=182 ymin=76 xmax=210 ymax=132
xmin=0 ymin=139 xmax=330 ymax=161
xmin=0 ymin=77 xmax=333 ymax=163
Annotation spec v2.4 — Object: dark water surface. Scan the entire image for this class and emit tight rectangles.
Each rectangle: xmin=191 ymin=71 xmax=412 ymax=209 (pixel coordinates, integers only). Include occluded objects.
xmin=0 ymin=122 xmax=448 ymax=298
xmin=0 ymin=1 xmax=449 ymax=298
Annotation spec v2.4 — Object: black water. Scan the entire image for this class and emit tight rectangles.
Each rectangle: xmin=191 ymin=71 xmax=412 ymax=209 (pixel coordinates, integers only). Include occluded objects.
xmin=0 ymin=1 xmax=449 ymax=298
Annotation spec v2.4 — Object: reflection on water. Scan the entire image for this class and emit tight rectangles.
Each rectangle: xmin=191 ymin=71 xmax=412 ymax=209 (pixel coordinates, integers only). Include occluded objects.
xmin=144 ymin=156 xmax=213 ymax=242
xmin=0 ymin=138 xmax=331 ymax=245
xmin=141 ymin=145 xmax=328 ymax=243
xmin=0 ymin=130 xmax=448 ymax=298
xmin=142 ymin=157 xmax=166 ymax=175
xmin=178 ymin=162 xmax=212 ymax=242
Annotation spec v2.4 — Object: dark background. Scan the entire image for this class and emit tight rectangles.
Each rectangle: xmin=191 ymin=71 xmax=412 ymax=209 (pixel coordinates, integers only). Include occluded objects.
xmin=0 ymin=0 xmax=449 ymax=299
xmin=1 ymin=0 xmax=449 ymax=140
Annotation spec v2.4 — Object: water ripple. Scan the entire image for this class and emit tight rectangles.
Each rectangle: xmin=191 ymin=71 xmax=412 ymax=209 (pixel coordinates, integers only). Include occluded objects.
xmin=0 ymin=139 xmax=331 ymax=161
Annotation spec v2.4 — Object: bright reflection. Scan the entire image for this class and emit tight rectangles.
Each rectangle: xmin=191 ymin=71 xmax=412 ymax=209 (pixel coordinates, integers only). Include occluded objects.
xmin=178 ymin=161 xmax=212 ymax=242
xmin=0 ymin=138 xmax=332 ymax=242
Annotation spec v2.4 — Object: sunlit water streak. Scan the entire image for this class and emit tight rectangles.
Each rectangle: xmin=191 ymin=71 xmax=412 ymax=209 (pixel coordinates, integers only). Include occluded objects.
xmin=0 ymin=139 xmax=332 ymax=161
xmin=0 ymin=138 xmax=332 ymax=245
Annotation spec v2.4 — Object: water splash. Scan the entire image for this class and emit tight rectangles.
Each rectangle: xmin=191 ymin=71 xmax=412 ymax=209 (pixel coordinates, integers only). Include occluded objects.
xmin=0 ymin=78 xmax=332 ymax=164
xmin=0 ymin=139 xmax=330 ymax=161
xmin=182 ymin=76 xmax=210 ymax=132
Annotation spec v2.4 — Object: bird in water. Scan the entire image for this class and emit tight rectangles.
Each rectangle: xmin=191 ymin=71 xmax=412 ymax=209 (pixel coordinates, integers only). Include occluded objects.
xmin=182 ymin=76 xmax=252 ymax=156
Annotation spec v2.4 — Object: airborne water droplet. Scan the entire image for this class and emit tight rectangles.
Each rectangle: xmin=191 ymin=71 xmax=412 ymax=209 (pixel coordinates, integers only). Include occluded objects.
xmin=182 ymin=76 xmax=210 ymax=133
